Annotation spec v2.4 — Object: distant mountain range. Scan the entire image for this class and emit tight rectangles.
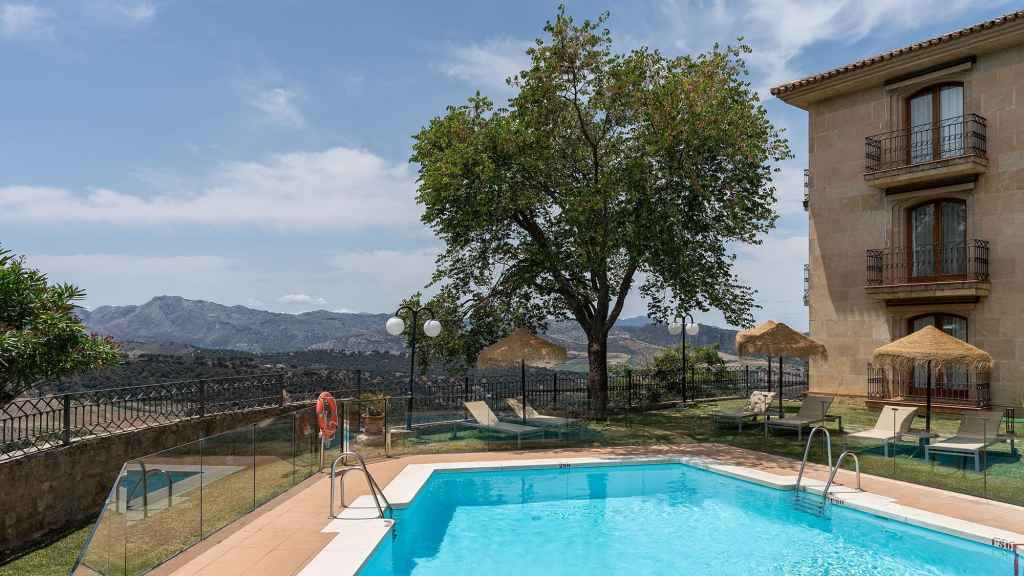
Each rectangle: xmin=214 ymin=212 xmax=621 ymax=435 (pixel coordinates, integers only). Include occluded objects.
xmin=77 ymin=296 xmax=741 ymax=366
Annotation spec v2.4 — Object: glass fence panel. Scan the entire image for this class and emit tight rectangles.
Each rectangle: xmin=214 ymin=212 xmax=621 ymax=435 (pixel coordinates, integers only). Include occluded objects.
xmin=201 ymin=425 xmax=255 ymax=538
xmin=345 ymin=398 xmax=389 ymax=461
xmin=293 ymin=407 xmax=320 ymax=482
xmin=123 ymin=438 xmax=204 ymax=575
xmin=75 ymin=465 xmax=128 ymax=576
xmin=255 ymin=414 xmax=298 ymax=506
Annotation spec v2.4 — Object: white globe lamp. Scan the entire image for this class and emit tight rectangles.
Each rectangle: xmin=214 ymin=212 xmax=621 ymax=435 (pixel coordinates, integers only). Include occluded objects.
xmin=423 ymin=319 xmax=442 ymax=338
xmin=385 ymin=316 xmax=405 ymax=336
xmin=668 ymin=321 xmax=683 ymax=336
xmin=686 ymin=322 xmax=700 ymax=336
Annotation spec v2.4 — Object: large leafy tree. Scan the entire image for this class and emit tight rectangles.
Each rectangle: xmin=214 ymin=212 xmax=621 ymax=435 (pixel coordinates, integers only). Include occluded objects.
xmin=0 ymin=246 xmax=121 ymax=405
xmin=412 ymin=7 xmax=790 ymax=416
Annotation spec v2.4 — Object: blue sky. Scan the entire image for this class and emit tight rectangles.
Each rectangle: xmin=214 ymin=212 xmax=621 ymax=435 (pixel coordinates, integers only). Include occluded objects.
xmin=0 ymin=1 xmax=1015 ymax=330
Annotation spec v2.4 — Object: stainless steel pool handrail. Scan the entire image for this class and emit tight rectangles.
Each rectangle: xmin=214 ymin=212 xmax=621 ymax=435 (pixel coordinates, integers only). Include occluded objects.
xmin=822 ymin=450 xmax=861 ymax=507
xmin=125 ymin=464 xmax=175 ymax=518
xmin=329 ymin=450 xmax=391 ymax=520
xmin=795 ymin=426 xmax=833 ymax=493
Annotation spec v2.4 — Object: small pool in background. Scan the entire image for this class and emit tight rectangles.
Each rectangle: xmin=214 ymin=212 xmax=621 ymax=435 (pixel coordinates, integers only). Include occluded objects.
xmin=359 ymin=463 xmax=1010 ymax=576
xmin=120 ymin=469 xmax=200 ymax=496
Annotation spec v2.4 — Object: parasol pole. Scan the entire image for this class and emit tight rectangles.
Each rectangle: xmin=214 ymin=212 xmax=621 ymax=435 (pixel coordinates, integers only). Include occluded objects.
xmin=778 ymin=356 xmax=784 ymax=417
xmin=926 ymin=359 xmax=933 ymax=434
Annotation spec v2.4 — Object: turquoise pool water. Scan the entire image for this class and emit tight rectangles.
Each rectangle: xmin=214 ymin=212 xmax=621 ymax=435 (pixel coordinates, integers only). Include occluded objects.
xmin=121 ymin=469 xmax=199 ymax=496
xmin=359 ymin=463 xmax=1010 ymax=575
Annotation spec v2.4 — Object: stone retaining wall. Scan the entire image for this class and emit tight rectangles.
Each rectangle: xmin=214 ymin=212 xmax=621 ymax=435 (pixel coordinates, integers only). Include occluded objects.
xmin=0 ymin=404 xmax=308 ymax=562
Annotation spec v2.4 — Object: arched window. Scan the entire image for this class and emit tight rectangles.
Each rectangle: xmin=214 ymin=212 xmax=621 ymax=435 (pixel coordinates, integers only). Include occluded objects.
xmin=907 ymin=198 xmax=966 ymax=279
xmin=910 ymin=313 xmax=967 ymax=340
xmin=906 ymin=82 xmax=964 ymax=163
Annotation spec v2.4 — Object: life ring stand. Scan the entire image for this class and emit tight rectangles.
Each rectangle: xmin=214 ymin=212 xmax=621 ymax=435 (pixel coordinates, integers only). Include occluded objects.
xmin=316 ymin=392 xmax=339 ymax=439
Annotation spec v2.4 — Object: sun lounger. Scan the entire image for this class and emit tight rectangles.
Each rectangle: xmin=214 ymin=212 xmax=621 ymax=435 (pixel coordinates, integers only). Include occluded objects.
xmin=766 ymin=394 xmax=836 ymax=441
xmin=845 ymin=406 xmax=917 ymax=457
xmin=925 ymin=410 xmax=1006 ymax=472
xmin=505 ymin=398 xmax=577 ymax=427
xmin=713 ymin=391 xmax=776 ymax=432
xmin=463 ymin=401 xmax=543 ymax=447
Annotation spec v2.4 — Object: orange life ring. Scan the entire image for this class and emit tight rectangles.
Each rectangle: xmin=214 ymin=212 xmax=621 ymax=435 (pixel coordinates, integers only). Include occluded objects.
xmin=316 ymin=392 xmax=339 ymax=438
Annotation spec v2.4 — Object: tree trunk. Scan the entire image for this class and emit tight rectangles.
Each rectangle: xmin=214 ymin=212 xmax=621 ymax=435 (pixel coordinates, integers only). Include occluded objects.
xmin=587 ymin=334 xmax=609 ymax=419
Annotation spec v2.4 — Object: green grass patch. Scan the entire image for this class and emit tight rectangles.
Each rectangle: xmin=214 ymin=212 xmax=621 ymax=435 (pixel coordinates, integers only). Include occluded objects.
xmin=0 ymin=524 xmax=92 ymax=576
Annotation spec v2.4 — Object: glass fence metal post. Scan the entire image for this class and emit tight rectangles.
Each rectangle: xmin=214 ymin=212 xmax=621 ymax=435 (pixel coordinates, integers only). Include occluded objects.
xmin=291 ymin=412 xmax=296 ymax=487
xmin=384 ymin=399 xmax=391 ymax=457
xmin=891 ymin=407 xmax=898 ymax=474
xmin=342 ymin=401 xmax=350 ymax=454
xmin=251 ymin=423 xmax=256 ymax=512
xmin=521 ymin=359 xmax=527 ymax=424
xmin=982 ymin=418 xmax=988 ymax=496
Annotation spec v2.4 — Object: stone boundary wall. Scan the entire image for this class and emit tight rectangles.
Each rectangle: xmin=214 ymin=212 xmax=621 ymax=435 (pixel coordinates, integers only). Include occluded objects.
xmin=0 ymin=404 xmax=310 ymax=562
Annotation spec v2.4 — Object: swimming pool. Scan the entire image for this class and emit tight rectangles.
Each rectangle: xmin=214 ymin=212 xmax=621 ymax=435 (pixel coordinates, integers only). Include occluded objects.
xmin=121 ymin=469 xmax=199 ymax=495
xmin=358 ymin=462 xmax=1010 ymax=575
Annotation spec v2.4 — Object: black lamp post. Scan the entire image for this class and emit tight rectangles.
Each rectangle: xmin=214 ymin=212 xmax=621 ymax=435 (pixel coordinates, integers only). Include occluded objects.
xmin=668 ymin=313 xmax=699 ymax=401
xmin=386 ymin=305 xmax=441 ymax=430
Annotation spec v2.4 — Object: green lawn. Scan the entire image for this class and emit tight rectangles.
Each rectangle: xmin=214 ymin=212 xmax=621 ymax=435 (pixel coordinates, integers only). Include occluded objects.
xmin=0 ymin=524 xmax=91 ymax=576
xmin=392 ymin=397 xmax=1023 ymax=505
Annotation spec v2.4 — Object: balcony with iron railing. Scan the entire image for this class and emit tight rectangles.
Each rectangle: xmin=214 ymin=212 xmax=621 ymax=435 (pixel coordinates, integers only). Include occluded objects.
xmin=865 ymin=239 xmax=990 ymax=302
xmin=864 ymin=114 xmax=987 ymax=190
xmin=867 ymin=364 xmax=991 ymax=409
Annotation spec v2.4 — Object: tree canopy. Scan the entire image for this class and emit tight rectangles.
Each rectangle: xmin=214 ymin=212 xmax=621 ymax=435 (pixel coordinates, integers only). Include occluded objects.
xmin=411 ymin=6 xmax=790 ymax=415
xmin=0 ymin=246 xmax=121 ymax=405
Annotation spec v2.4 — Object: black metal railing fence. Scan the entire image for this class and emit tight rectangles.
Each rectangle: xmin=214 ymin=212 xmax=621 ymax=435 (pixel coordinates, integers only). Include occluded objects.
xmin=1 ymin=364 xmax=808 ymax=459
xmin=865 ymin=113 xmax=986 ymax=173
xmin=866 ymin=239 xmax=989 ymax=286
xmin=867 ymin=364 xmax=991 ymax=408
xmin=0 ymin=370 xmax=360 ymax=460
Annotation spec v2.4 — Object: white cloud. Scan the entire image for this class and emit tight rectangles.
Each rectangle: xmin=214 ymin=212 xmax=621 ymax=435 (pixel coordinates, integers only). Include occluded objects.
xmin=84 ymin=1 xmax=157 ymax=26
xmin=0 ymin=147 xmax=422 ymax=232
xmin=657 ymin=0 xmax=1000 ymax=98
xmin=330 ymin=247 xmax=441 ymax=311
xmin=111 ymin=1 xmax=156 ymax=25
xmin=0 ymin=3 xmax=53 ymax=39
xmin=251 ymin=88 xmax=305 ymax=128
xmin=440 ymin=37 xmax=531 ymax=93
xmin=277 ymin=293 xmax=327 ymax=306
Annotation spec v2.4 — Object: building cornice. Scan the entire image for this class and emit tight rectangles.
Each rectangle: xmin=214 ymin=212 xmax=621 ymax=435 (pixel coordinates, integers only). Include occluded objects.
xmin=771 ymin=11 xmax=1024 ymax=109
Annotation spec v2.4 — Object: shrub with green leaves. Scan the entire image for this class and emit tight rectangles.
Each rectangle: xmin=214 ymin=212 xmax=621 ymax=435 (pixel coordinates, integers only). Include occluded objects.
xmin=0 ymin=246 xmax=120 ymax=405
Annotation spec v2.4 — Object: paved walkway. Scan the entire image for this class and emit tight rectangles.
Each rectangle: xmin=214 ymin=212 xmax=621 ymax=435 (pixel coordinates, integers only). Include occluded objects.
xmin=154 ymin=444 xmax=1024 ymax=576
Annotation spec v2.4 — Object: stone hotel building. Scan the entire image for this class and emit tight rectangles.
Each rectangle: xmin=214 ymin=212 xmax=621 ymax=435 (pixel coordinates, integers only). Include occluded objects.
xmin=773 ymin=11 xmax=1024 ymax=410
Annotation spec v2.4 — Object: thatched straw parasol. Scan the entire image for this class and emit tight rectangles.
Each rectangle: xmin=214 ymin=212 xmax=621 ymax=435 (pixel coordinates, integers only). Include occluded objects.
xmin=736 ymin=321 xmax=827 ymax=416
xmin=736 ymin=320 xmax=828 ymax=359
xmin=872 ymin=325 xmax=992 ymax=432
xmin=476 ymin=327 xmax=568 ymax=369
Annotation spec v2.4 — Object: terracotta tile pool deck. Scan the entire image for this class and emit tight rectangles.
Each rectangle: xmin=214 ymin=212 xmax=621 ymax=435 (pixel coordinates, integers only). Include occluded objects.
xmin=151 ymin=444 xmax=1024 ymax=576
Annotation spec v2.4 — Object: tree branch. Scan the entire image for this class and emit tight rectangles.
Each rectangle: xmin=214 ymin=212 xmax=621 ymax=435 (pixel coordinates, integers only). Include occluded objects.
xmin=511 ymin=211 xmax=595 ymax=328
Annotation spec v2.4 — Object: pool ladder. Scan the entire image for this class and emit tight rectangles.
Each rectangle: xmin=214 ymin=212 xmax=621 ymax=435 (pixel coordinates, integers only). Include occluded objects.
xmin=793 ymin=426 xmax=861 ymax=516
xmin=329 ymin=451 xmax=392 ymax=520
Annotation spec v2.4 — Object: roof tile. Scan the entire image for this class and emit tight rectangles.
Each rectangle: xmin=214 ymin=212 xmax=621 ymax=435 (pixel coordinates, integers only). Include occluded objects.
xmin=770 ymin=10 xmax=1024 ymax=96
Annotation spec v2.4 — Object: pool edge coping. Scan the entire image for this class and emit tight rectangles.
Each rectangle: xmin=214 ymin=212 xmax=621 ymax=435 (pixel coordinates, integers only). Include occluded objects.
xmin=301 ymin=455 xmax=1024 ymax=576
